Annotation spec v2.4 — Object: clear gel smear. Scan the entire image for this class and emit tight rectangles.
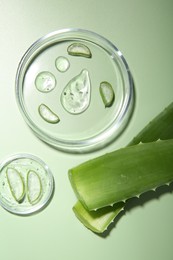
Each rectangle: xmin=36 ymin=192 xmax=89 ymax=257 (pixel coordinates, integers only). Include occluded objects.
xmin=61 ymin=69 xmax=91 ymax=114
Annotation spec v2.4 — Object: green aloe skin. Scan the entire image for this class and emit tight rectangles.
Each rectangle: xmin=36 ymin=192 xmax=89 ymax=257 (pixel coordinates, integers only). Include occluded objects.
xmin=69 ymin=102 xmax=173 ymax=233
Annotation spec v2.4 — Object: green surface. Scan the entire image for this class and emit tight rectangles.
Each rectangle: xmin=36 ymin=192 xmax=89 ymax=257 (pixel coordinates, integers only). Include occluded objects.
xmin=0 ymin=1 xmax=173 ymax=260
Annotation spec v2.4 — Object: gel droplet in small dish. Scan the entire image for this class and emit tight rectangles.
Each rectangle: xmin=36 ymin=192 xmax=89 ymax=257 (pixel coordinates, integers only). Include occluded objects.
xmin=35 ymin=71 xmax=56 ymax=92
xmin=55 ymin=56 xmax=70 ymax=72
xmin=38 ymin=104 xmax=60 ymax=124
xmin=67 ymin=43 xmax=92 ymax=58
xmin=61 ymin=69 xmax=91 ymax=114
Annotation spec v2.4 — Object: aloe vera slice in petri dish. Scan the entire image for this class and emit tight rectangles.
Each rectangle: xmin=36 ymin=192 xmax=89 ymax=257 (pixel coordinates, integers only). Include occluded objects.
xmin=99 ymin=81 xmax=115 ymax=107
xmin=67 ymin=43 xmax=92 ymax=58
xmin=38 ymin=104 xmax=60 ymax=124
xmin=27 ymin=170 xmax=42 ymax=205
xmin=6 ymin=168 xmax=25 ymax=203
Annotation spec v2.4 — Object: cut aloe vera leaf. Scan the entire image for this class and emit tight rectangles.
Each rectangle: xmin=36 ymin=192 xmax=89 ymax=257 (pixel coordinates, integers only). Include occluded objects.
xmin=70 ymin=102 xmax=173 ymax=232
xmin=99 ymin=81 xmax=115 ymax=107
xmin=69 ymin=139 xmax=173 ymax=211
xmin=27 ymin=170 xmax=42 ymax=205
xmin=67 ymin=43 xmax=92 ymax=58
xmin=38 ymin=104 xmax=60 ymax=124
xmin=6 ymin=168 xmax=25 ymax=203
xmin=73 ymin=200 xmax=125 ymax=233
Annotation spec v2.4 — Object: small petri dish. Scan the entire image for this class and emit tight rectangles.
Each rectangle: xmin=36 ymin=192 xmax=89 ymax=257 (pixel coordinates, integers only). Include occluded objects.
xmin=0 ymin=154 xmax=54 ymax=215
xmin=15 ymin=28 xmax=134 ymax=153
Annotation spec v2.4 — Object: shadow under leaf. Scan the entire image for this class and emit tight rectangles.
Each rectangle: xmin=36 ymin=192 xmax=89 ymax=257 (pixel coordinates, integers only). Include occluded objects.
xmin=98 ymin=182 xmax=173 ymax=238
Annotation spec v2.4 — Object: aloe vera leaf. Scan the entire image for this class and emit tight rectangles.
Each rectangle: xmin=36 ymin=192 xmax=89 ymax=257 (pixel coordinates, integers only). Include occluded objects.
xmin=69 ymin=139 xmax=173 ymax=211
xmin=70 ymin=102 xmax=173 ymax=232
xmin=73 ymin=200 xmax=125 ymax=233
xmin=6 ymin=168 xmax=25 ymax=203
xmin=129 ymin=102 xmax=173 ymax=145
xmin=67 ymin=43 xmax=92 ymax=58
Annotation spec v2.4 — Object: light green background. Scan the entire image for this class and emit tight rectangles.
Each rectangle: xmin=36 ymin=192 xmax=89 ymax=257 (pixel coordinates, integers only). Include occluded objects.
xmin=0 ymin=1 xmax=173 ymax=259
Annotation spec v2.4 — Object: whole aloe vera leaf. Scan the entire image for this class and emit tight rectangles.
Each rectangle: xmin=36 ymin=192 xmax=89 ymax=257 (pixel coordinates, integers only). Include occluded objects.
xmin=73 ymin=200 xmax=125 ymax=233
xmin=70 ymin=102 xmax=173 ymax=232
xmin=69 ymin=139 xmax=173 ymax=210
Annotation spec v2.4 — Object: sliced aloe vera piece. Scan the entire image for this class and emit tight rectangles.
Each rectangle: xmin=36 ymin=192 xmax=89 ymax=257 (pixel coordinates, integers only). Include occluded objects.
xmin=67 ymin=43 xmax=92 ymax=58
xmin=27 ymin=170 xmax=42 ymax=205
xmin=6 ymin=168 xmax=25 ymax=203
xmin=99 ymin=81 xmax=115 ymax=107
xmin=73 ymin=201 xmax=125 ymax=233
xmin=38 ymin=104 xmax=60 ymax=124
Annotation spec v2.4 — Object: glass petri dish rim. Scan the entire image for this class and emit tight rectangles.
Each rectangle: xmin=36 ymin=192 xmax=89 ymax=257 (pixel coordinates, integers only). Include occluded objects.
xmin=0 ymin=153 xmax=54 ymax=215
xmin=15 ymin=28 xmax=134 ymax=153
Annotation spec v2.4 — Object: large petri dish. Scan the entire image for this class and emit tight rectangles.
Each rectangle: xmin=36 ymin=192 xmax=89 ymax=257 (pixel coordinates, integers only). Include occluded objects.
xmin=15 ymin=28 xmax=134 ymax=153
xmin=0 ymin=154 xmax=54 ymax=215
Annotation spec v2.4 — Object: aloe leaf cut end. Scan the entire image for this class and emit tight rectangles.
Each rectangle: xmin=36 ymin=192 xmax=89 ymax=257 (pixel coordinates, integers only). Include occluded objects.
xmin=73 ymin=201 xmax=125 ymax=233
